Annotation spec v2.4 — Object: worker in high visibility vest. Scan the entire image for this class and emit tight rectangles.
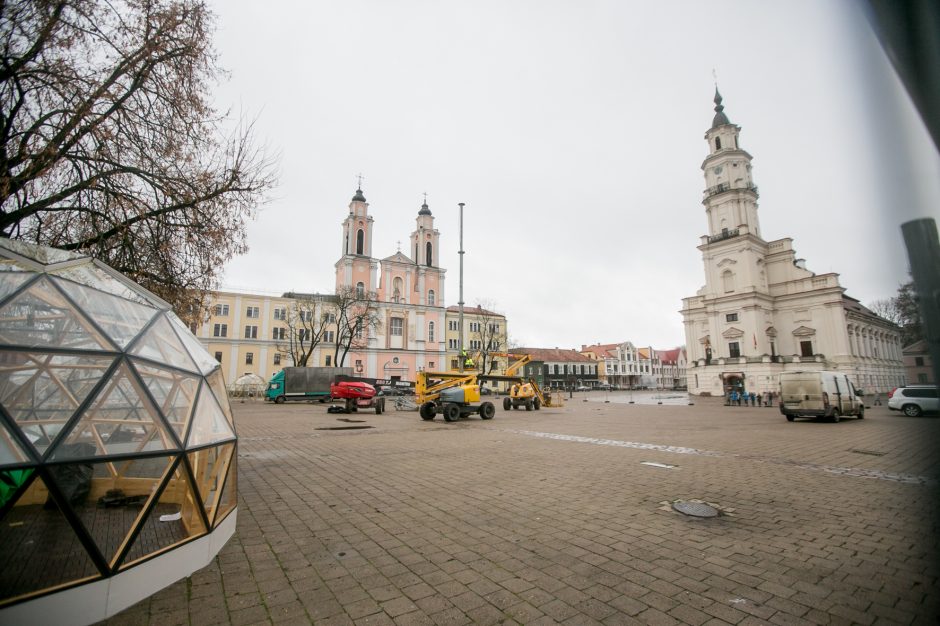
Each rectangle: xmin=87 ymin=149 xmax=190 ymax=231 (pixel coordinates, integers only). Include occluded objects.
xmin=461 ymin=349 xmax=474 ymax=369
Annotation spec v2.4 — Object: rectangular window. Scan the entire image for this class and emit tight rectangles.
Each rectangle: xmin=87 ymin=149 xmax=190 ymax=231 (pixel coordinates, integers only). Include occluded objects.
xmin=244 ymin=325 xmax=258 ymax=339
xmin=429 ymin=361 xmax=435 ymax=369
xmin=246 ymin=306 xmax=260 ymax=318
xmin=214 ymin=304 xmax=229 ymax=316
xmin=800 ymin=340 xmax=814 ymax=357
xmin=915 ymin=356 xmax=925 ymax=366
xmin=326 ymin=313 xmax=336 ymax=323
xmin=213 ymin=323 xmax=227 ymax=337
xmin=273 ymin=353 xmax=281 ymax=365
xmin=391 ymin=318 xmax=403 ymax=336
xmin=429 ymin=325 xmax=435 ymax=342
xmin=300 ymin=310 xmax=313 ymax=322
xmin=298 ymin=328 xmax=309 ymax=341
xmin=272 ymin=327 xmax=286 ymax=340
xmin=725 ymin=313 xmax=738 ymax=322
xmin=355 ymin=359 xmax=363 ymax=371
xmin=918 ymin=373 xmax=928 ymax=383
xmin=325 ymin=355 xmax=331 ymax=366
xmin=214 ymin=351 xmax=222 ymax=363
xmin=728 ymin=342 xmax=740 ymax=358
xmin=245 ymin=352 xmax=253 ymax=365
xmin=273 ymin=308 xmax=286 ymax=320
xmin=323 ymin=330 xmax=334 ymax=343
xmin=451 ymin=359 xmax=459 ymax=370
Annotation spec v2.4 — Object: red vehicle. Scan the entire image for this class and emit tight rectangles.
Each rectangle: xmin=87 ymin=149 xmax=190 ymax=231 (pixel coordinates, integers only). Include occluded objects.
xmin=330 ymin=380 xmax=385 ymax=414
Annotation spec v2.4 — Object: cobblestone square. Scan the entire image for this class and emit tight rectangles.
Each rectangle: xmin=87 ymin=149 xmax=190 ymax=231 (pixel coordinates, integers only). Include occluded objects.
xmin=102 ymin=393 xmax=940 ymax=624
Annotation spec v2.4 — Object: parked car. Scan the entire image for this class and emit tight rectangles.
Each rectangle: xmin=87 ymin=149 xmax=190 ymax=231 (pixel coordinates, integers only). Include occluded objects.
xmin=888 ymin=385 xmax=938 ymax=417
xmin=575 ymin=385 xmax=590 ymax=391
xmin=595 ymin=383 xmax=612 ymax=391
xmin=778 ymin=370 xmax=865 ymax=422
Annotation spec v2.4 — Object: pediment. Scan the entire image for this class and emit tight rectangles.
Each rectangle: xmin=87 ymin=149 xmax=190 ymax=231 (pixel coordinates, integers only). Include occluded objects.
xmin=764 ymin=326 xmax=777 ymax=337
xmin=722 ymin=326 xmax=744 ymax=339
xmin=382 ymin=252 xmax=414 ymax=264
xmin=698 ymin=335 xmax=710 ymax=345
xmin=716 ymin=258 xmax=738 ymax=268
xmin=792 ymin=325 xmax=816 ymax=337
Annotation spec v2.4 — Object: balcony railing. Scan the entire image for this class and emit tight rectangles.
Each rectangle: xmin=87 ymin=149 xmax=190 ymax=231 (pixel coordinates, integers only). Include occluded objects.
xmin=707 ymin=228 xmax=739 ymax=244
xmin=703 ymin=183 xmax=758 ymax=199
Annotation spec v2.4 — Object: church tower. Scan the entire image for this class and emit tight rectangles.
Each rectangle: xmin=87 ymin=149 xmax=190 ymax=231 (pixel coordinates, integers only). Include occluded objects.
xmin=409 ymin=198 xmax=444 ymax=306
xmin=702 ymin=89 xmax=761 ymax=240
xmin=335 ymin=186 xmax=379 ymax=293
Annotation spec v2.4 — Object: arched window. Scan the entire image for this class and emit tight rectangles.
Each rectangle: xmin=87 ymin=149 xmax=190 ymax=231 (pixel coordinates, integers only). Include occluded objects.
xmin=428 ymin=289 xmax=435 ymax=305
xmin=356 ymin=282 xmax=364 ymax=298
xmin=722 ymin=270 xmax=734 ymax=293
xmin=426 ymin=242 xmax=433 ymax=267
xmin=356 ymin=229 xmax=364 ymax=255
xmin=428 ymin=321 xmax=435 ymax=342
xmin=715 ymin=137 xmax=722 ymax=151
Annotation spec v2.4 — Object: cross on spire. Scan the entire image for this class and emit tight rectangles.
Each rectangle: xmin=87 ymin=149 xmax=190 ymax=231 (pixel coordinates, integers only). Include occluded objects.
xmin=396 ymin=240 xmax=401 ymax=252
xmin=356 ymin=173 xmax=364 ymax=189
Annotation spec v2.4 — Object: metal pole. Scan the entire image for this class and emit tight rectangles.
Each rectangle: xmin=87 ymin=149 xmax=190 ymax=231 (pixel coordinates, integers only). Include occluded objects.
xmin=458 ymin=202 xmax=465 ymax=373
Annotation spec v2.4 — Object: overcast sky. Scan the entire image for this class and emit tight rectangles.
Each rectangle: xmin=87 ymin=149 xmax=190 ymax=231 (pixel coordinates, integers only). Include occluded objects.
xmin=208 ymin=0 xmax=940 ymax=350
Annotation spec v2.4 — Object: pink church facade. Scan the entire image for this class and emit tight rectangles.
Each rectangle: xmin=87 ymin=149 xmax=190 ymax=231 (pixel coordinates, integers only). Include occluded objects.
xmin=334 ymin=188 xmax=448 ymax=382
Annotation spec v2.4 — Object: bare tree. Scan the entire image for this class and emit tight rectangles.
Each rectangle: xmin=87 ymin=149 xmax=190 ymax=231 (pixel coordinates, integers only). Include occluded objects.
xmin=467 ymin=303 xmax=504 ymax=374
xmin=0 ymin=1 xmax=277 ymax=323
xmin=330 ymin=286 xmax=381 ymax=368
xmin=275 ymin=294 xmax=334 ymax=367
xmin=868 ymin=298 xmax=901 ymax=325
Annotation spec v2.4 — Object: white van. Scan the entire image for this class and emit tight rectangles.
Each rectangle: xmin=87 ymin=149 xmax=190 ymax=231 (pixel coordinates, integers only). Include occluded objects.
xmin=779 ymin=371 xmax=865 ymax=422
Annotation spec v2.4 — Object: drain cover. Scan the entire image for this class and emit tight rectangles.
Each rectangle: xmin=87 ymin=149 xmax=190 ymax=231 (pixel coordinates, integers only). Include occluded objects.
xmin=672 ymin=501 xmax=719 ymax=518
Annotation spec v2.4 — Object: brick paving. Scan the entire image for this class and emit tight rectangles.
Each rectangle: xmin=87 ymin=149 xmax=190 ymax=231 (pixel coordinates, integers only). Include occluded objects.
xmin=101 ymin=394 xmax=940 ymax=625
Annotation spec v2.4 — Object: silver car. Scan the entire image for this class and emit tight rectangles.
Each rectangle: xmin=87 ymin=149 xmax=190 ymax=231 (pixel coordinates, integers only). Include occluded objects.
xmin=888 ymin=385 xmax=938 ymax=417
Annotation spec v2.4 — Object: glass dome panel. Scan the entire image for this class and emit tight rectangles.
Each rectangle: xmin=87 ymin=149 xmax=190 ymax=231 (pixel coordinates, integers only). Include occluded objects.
xmin=51 ymin=264 xmax=163 ymax=308
xmin=0 ymin=271 xmax=34 ymax=302
xmin=212 ymin=448 xmax=237 ymax=528
xmin=0 ymin=276 xmax=114 ymax=350
xmin=167 ymin=313 xmax=222 ymax=376
xmin=131 ymin=360 xmax=200 ymax=444
xmin=187 ymin=442 xmax=234 ymax=525
xmin=0 ymin=472 xmax=102 ymax=603
xmin=0 ymin=420 xmax=31 ymax=465
xmin=0 ymin=352 xmax=118 ymax=457
xmin=52 ymin=278 xmax=158 ymax=350
xmin=50 ymin=456 xmax=176 ymax=569
xmin=50 ymin=362 xmax=178 ymax=460
xmin=186 ymin=383 xmax=235 ymax=447
xmin=206 ymin=369 xmax=234 ymax=427
xmin=128 ymin=315 xmax=198 ymax=374
xmin=118 ymin=457 xmax=207 ymax=569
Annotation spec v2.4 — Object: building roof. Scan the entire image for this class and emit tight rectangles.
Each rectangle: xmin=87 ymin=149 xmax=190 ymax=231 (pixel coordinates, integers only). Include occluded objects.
xmin=656 ymin=348 xmax=682 ymax=364
xmin=352 ymin=187 xmax=366 ymax=202
xmin=516 ymin=347 xmax=595 ymax=363
xmin=445 ymin=305 xmax=503 ymax=317
xmin=711 ymin=89 xmax=730 ymax=128
xmin=418 ymin=201 xmax=431 ymax=216
xmin=581 ymin=342 xmax=619 ymax=359
xmin=842 ymin=295 xmax=899 ymax=328
xmin=903 ymin=339 xmax=929 ymax=354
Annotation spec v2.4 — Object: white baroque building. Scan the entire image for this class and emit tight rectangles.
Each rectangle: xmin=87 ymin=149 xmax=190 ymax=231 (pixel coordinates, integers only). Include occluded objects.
xmin=681 ymin=91 xmax=905 ymax=397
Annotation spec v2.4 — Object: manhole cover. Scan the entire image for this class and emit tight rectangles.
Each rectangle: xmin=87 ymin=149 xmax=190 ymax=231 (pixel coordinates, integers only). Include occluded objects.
xmin=672 ymin=501 xmax=719 ymax=518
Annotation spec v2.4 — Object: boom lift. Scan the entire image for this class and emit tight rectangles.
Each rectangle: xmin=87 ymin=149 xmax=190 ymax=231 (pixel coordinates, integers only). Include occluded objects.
xmin=415 ymin=371 xmax=496 ymax=422
xmin=477 ymin=352 xmax=561 ymax=410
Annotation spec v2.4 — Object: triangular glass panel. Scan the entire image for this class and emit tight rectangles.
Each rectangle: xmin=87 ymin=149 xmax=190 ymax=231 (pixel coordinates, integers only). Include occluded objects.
xmin=0 ymin=467 xmax=33 ymax=510
xmin=187 ymin=442 xmax=234 ymax=527
xmin=53 ymin=277 xmax=158 ymax=350
xmin=186 ymin=382 xmax=235 ymax=447
xmin=0 ymin=351 xmax=117 ymax=457
xmin=0 ymin=472 xmax=102 ymax=603
xmin=128 ymin=314 xmax=198 ymax=374
xmin=0 ymin=238 xmax=87 ymax=265
xmin=213 ymin=446 xmax=237 ymax=528
xmin=0 ymin=271 xmax=35 ymax=303
xmin=206 ymin=369 xmax=234 ymax=428
xmin=50 ymin=362 xmax=178 ymax=460
xmin=0 ymin=276 xmax=114 ymax=350
xmin=167 ymin=312 xmax=221 ymax=375
xmin=131 ymin=359 xmax=200 ymax=444
xmin=52 ymin=263 xmax=163 ymax=307
xmin=47 ymin=456 xmax=174 ymax=570
xmin=118 ymin=456 xmax=206 ymax=569
xmin=0 ymin=418 xmax=31 ymax=465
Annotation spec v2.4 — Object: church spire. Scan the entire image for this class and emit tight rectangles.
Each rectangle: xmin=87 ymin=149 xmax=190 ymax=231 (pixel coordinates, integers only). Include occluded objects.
xmin=712 ymin=88 xmax=730 ymax=128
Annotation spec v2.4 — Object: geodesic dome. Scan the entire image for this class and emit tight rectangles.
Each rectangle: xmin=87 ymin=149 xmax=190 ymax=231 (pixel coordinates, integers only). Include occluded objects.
xmin=0 ymin=239 xmax=237 ymax=623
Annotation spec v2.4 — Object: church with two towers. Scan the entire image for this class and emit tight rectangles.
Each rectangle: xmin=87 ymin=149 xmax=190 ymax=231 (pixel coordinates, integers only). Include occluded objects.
xmin=681 ymin=92 xmax=905 ymax=397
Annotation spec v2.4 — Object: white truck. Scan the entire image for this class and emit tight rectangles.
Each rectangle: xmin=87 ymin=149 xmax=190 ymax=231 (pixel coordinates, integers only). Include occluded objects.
xmin=779 ymin=370 xmax=865 ymax=422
